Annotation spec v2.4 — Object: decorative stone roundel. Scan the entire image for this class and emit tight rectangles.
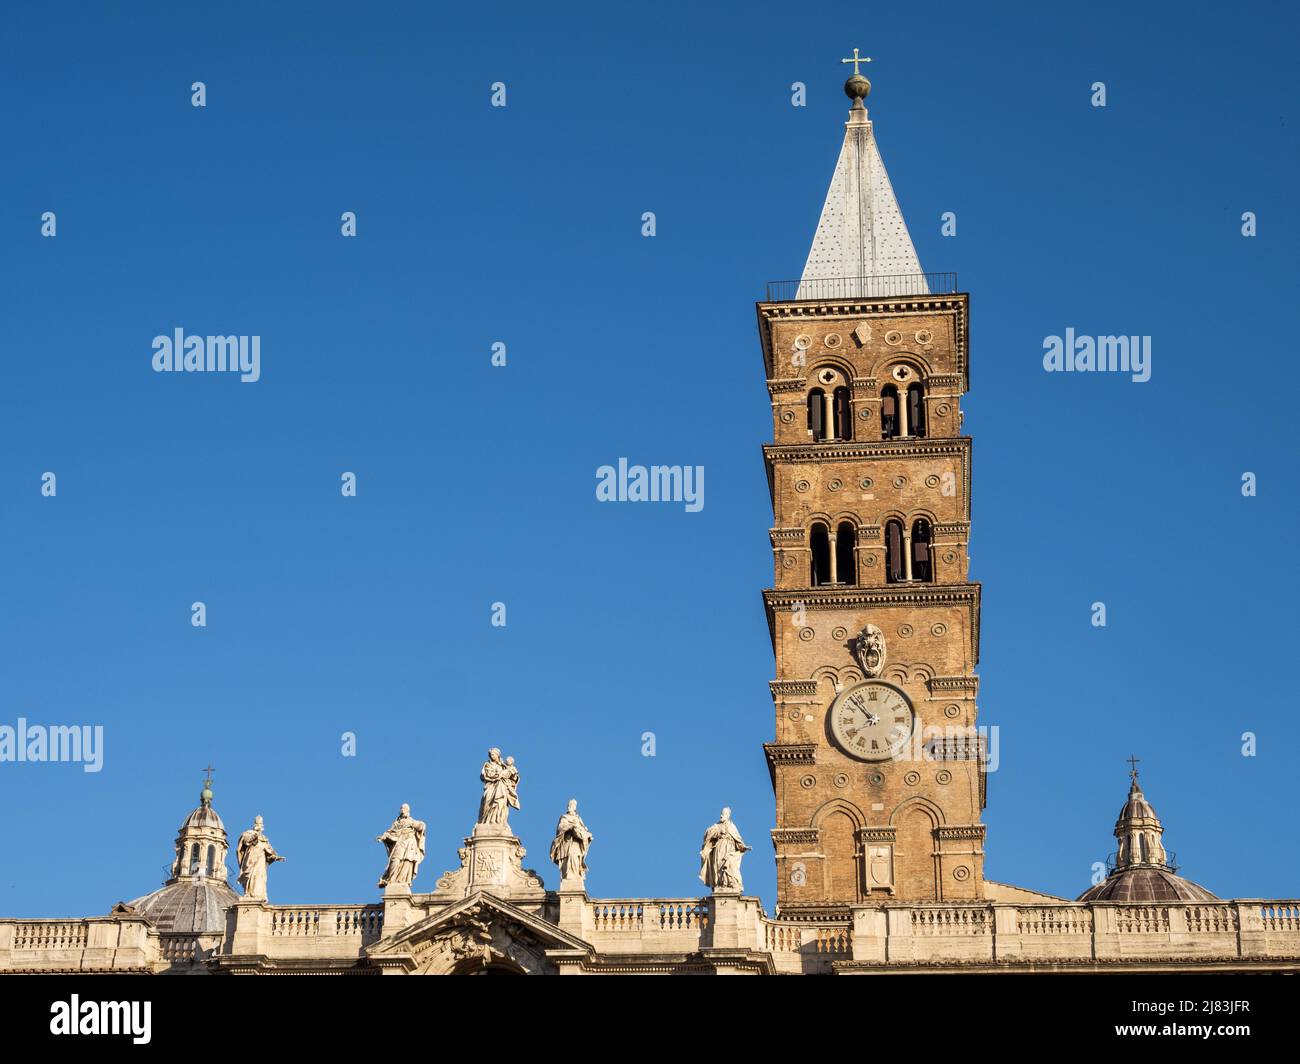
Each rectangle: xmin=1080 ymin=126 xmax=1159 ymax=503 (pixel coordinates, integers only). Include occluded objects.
xmin=823 ymin=333 xmax=842 ymax=348
xmin=870 ymin=772 xmax=885 ymax=785
xmin=781 ymin=410 xmax=795 ymax=423
xmin=828 ymin=477 xmax=843 ymax=491
xmin=782 ymin=556 xmax=795 ymax=569
xmin=936 ymin=403 xmax=951 ymax=417
xmin=864 ymin=555 xmax=877 ymax=566
xmin=788 ymin=707 xmax=803 ymax=721
xmin=892 ymin=476 xmax=907 ymax=489
xmin=799 ymin=775 xmax=816 ymax=790
xmin=795 ymin=479 xmax=810 ymax=493
xmin=953 ymin=865 xmax=970 ymax=882
xmin=931 ymin=623 xmax=948 ymax=637
xmin=925 ymin=475 xmax=940 ymax=488
xmin=915 ymin=329 xmax=933 ymax=344
xmin=904 ymin=770 xmax=921 ymax=786
xmin=858 ymin=408 xmax=871 ymax=420
xmin=794 ymin=335 xmax=812 ymax=351
xmin=885 ymin=330 xmax=903 ymax=346
xmin=897 ymin=624 xmax=914 ymax=638
xmin=944 ymin=550 xmax=957 ymax=564
xmin=833 ymin=773 xmax=849 ymax=788
xmin=831 ymin=626 xmax=848 ymax=640
xmin=798 ymin=627 xmax=815 ymax=642
xmin=936 ymin=770 xmax=953 ymax=785
xmin=860 ymin=477 xmax=874 ymax=490
xmin=944 ymin=704 xmax=961 ymax=719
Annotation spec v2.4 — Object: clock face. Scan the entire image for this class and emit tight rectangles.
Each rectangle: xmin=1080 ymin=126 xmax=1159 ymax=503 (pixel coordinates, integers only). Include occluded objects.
xmin=828 ymin=681 xmax=915 ymax=762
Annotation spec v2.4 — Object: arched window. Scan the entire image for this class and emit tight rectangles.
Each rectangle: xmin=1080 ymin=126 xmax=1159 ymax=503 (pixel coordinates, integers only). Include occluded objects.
xmin=832 ymin=387 xmax=852 ymax=442
xmin=911 ymin=518 xmax=933 ymax=582
xmin=810 ymin=522 xmax=832 ymax=586
xmin=880 ymin=385 xmax=900 ymax=439
xmin=807 ymin=388 xmax=826 ymax=440
xmin=907 ymin=383 xmax=926 ymax=439
xmin=188 ymin=843 xmax=200 ymax=875
xmin=835 ymin=522 xmax=856 ymax=585
xmin=205 ymin=845 xmax=216 ymax=877
xmin=885 ymin=519 xmax=905 ymax=583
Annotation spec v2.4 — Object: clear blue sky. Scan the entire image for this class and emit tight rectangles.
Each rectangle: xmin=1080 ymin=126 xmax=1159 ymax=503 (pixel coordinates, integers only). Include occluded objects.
xmin=1 ymin=1 xmax=1296 ymax=916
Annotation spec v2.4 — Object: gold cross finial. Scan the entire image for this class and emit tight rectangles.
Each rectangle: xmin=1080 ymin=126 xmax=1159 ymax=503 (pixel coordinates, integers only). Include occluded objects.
xmin=1126 ymin=755 xmax=1140 ymax=781
xmin=841 ymin=48 xmax=872 ymax=77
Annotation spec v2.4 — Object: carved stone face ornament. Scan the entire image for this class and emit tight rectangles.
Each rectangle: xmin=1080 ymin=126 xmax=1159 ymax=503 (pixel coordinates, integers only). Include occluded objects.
xmin=852 ymin=623 xmax=886 ymax=677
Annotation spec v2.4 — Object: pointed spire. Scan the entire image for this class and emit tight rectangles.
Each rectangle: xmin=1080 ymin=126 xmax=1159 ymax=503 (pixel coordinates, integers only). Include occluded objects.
xmin=798 ymin=55 xmax=926 ymax=300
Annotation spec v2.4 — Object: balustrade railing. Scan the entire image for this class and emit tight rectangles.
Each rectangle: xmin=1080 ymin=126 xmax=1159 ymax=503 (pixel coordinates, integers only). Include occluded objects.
xmin=13 ymin=921 xmax=88 ymax=950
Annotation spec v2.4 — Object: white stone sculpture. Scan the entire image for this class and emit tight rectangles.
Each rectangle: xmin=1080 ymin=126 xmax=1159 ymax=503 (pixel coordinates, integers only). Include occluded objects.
xmin=236 ymin=815 xmax=284 ymax=901
xmin=377 ymin=803 xmax=427 ymax=889
xmin=699 ymin=807 xmax=751 ymax=893
xmin=549 ymin=799 xmax=593 ymax=886
xmin=477 ymin=748 xmax=520 ymax=829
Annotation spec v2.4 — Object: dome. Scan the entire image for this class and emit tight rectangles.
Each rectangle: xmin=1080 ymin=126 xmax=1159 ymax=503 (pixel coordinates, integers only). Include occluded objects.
xmin=126 ymin=877 xmax=239 ymax=934
xmin=1078 ymin=763 xmax=1217 ymax=903
xmin=181 ymin=801 xmax=225 ymax=834
xmin=1077 ymin=867 xmax=1218 ymax=903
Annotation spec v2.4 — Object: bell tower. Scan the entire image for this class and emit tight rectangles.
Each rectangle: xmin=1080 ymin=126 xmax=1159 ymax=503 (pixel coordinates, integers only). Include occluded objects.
xmin=760 ymin=60 xmax=986 ymax=912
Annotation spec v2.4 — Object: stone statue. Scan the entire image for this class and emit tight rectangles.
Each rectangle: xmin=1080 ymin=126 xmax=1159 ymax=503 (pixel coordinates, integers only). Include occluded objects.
xmin=477 ymin=748 xmax=520 ymax=829
xmin=236 ymin=816 xmax=284 ymax=901
xmin=699 ymin=807 xmax=751 ymax=893
xmin=549 ymin=799 xmax=594 ymax=885
xmin=377 ymin=803 xmax=427 ymax=889
xmin=852 ymin=623 xmax=886 ymax=677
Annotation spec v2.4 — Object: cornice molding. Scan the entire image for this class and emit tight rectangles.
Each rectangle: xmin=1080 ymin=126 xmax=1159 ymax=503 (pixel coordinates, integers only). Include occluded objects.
xmin=935 ymin=825 xmax=987 ymax=841
xmin=770 ymin=679 xmax=819 ymax=698
xmin=763 ymin=585 xmax=981 ymax=665
xmin=764 ymin=438 xmax=970 ymax=464
xmin=927 ymin=675 xmax=979 ymax=696
xmin=764 ymin=743 xmax=817 ymax=767
xmin=755 ymin=295 xmax=969 ymax=387
xmin=771 ymin=828 xmax=821 ymax=846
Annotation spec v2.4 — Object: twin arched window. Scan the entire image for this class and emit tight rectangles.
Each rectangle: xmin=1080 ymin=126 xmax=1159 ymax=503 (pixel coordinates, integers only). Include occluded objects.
xmin=881 ymin=383 xmax=927 ymax=439
xmin=885 ymin=518 xmax=934 ymax=583
xmin=807 ymin=387 xmax=852 ymax=442
xmin=810 ymin=521 xmax=857 ymax=586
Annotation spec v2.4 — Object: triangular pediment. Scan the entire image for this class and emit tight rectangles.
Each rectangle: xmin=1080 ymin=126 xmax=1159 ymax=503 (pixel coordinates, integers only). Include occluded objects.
xmin=366 ymin=892 xmax=591 ymax=975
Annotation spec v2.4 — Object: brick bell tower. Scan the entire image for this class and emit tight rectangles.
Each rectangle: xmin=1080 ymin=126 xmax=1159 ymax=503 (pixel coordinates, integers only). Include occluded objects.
xmin=759 ymin=58 xmax=986 ymax=912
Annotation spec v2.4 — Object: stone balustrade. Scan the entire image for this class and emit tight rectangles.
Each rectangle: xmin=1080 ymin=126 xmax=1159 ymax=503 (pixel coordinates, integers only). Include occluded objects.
xmin=3 ymin=898 xmax=1297 ymax=974
xmin=226 ymin=902 xmax=385 ymax=960
xmin=0 ymin=916 xmax=156 ymax=973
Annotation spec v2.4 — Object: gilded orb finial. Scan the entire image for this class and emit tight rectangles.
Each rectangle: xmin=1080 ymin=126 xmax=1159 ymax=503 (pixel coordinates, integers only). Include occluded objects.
xmin=201 ymin=762 xmax=215 ymax=803
xmin=841 ymin=47 xmax=872 ymax=103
